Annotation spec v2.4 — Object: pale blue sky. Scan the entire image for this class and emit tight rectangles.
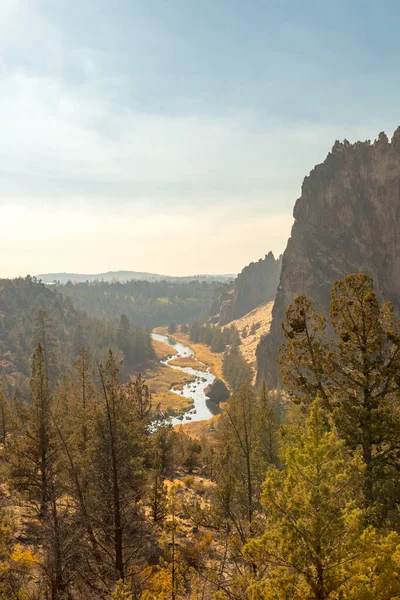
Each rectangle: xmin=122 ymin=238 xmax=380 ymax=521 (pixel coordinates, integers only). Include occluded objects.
xmin=1 ymin=0 xmax=399 ymax=276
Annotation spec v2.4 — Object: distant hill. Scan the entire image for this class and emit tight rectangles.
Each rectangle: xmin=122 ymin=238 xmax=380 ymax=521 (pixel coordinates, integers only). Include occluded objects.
xmin=37 ymin=271 xmax=236 ymax=284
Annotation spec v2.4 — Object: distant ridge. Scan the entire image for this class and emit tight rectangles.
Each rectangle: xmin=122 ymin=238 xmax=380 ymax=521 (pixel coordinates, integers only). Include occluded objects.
xmin=36 ymin=271 xmax=236 ymax=284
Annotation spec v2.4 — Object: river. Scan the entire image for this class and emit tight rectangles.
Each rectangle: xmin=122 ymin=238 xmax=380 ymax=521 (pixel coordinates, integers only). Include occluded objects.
xmin=151 ymin=333 xmax=220 ymax=425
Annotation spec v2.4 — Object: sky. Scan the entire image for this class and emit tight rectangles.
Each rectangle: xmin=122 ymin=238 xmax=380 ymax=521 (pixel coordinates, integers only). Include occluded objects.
xmin=1 ymin=0 xmax=400 ymax=277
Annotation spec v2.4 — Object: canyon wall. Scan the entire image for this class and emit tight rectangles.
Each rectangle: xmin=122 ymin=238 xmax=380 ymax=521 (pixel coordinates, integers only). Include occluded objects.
xmin=256 ymin=128 xmax=400 ymax=386
xmin=212 ymin=252 xmax=281 ymax=326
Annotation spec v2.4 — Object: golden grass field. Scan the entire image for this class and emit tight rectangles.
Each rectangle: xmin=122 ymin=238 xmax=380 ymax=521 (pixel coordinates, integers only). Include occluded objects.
xmin=168 ymin=355 xmax=208 ymax=371
xmin=152 ymin=338 xmax=173 ymax=359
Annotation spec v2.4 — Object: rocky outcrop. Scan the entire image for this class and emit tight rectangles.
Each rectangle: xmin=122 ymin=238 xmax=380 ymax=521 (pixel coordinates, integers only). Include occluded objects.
xmin=212 ymin=252 xmax=281 ymax=326
xmin=256 ymin=128 xmax=400 ymax=387
xmin=205 ymin=378 xmax=230 ymax=404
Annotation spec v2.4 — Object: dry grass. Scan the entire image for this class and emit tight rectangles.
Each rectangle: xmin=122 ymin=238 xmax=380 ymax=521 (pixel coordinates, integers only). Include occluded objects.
xmin=152 ymin=338 xmax=173 ymax=359
xmin=168 ymin=355 xmax=208 ymax=372
xmin=145 ymin=363 xmax=195 ymax=415
xmin=153 ymin=326 xmax=171 ymax=335
xmin=188 ymin=343 xmax=225 ymax=381
xmin=223 ymin=301 xmax=274 ymax=374
xmin=174 ymin=414 xmax=220 ymax=441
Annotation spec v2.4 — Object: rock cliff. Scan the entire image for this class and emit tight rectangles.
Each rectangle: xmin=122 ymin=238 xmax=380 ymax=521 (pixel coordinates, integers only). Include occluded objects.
xmin=212 ymin=252 xmax=281 ymax=326
xmin=256 ymin=128 xmax=400 ymax=387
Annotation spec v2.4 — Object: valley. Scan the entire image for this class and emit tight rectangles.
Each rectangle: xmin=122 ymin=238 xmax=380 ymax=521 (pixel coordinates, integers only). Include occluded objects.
xmin=2 ymin=130 xmax=400 ymax=600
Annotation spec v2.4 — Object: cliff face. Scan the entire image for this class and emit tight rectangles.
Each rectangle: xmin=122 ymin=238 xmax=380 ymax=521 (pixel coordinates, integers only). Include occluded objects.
xmin=212 ymin=252 xmax=281 ymax=326
xmin=257 ymin=128 xmax=400 ymax=387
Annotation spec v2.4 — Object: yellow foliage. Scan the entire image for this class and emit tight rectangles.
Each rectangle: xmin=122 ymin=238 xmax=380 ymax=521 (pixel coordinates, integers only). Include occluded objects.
xmin=10 ymin=546 xmax=38 ymax=566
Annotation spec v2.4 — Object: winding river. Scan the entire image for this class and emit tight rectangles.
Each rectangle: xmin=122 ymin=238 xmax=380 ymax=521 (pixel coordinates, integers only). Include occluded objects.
xmin=151 ymin=333 xmax=221 ymax=425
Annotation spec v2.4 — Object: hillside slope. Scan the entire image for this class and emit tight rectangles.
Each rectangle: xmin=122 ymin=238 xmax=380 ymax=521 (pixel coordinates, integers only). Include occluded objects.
xmin=59 ymin=279 xmax=225 ymax=328
xmin=0 ymin=277 xmax=153 ymax=394
xmin=222 ymin=301 xmax=273 ymax=373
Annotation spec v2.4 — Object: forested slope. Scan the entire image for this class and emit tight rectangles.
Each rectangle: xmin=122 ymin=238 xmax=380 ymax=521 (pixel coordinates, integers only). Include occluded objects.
xmin=58 ymin=278 xmax=225 ymax=328
xmin=0 ymin=276 xmax=153 ymax=394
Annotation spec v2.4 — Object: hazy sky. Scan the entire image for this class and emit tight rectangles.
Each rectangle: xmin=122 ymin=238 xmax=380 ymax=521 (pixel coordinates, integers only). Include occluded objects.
xmin=1 ymin=0 xmax=400 ymax=277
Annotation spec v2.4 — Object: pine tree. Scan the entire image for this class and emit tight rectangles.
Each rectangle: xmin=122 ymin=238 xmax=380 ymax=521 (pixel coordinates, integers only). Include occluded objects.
xmin=279 ymin=273 xmax=400 ymax=523
xmin=10 ymin=345 xmax=53 ymax=518
xmin=213 ymin=382 xmax=260 ymax=541
xmin=278 ymin=294 xmax=329 ymax=405
xmin=211 ymin=328 xmax=226 ymax=353
xmin=329 ymin=273 xmax=400 ymax=516
xmin=148 ymin=425 xmax=174 ymax=524
xmin=33 ymin=308 xmax=60 ymax=386
xmin=0 ymin=376 xmax=9 ymax=448
xmin=244 ymin=399 xmax=365 ymax=600
xmin=8 ymin=346 xmax=78 ymax=599
xmin=168 ymin=322 xmax=177 ymax=335
xmin=87 ymin=353 xmax=151 ymax=586
xmin=222 ymin=346 xmax=252 ymax=392
xmin=254 ymin=383 xmax=279 ymax=476
xmin=117 ymin=314 xmax=133 ymax=368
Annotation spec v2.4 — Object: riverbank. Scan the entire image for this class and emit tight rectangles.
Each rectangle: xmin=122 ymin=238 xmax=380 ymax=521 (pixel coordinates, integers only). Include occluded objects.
xmin=153 ymin=326 xmax=227 ymax=384
xmin=145 ymin=338 xmax=196 ymax=416
xmin=146 ymin=331 xmax=222 ymax=426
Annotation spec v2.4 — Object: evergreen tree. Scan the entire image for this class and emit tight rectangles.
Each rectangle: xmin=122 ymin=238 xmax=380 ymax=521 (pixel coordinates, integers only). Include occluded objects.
xmin=0 ymin=377 xmax=9 ymax=448
xmin=10 ymin=345 xmax=53 ymax=518
xmin=189 ymin=321 xmax=202 ymax=343
xmin=278 ymin=294 xmax=329 ymax=405
xmin=213 ymin=382 xmax=260 ymax=541
xmin=168 ymin=322 xmax=177 ymax=335
xmin=117 ymin=314 xmax=133 ymax=368
xmin=33 ymin=308 xmax=60 ymax=385
xmin=329 ymin=274 xmax=400 ymax=517
xmin=87 ymin=353 xmax=152 ymax=587
xmin=8 ymin=345 xmax=79 ymax=599
xmin=222 ymin=346 xmax=252 ymax=391
xmin=211 ymin=328 xmax=226 ymax=353
xmin=254 ymin=383 xmax=279 ymax=475
xmin=279 ymin=273 xmax=400 ymax=524
xmin=244 ymin=399 xmax=365 ymax=600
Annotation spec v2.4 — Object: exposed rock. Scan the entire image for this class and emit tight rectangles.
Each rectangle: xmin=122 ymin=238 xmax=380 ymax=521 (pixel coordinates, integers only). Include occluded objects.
xmin=205 ymin=378 xmax=230 ymax=404
xmin=257 ymin=128 xmax=400 ymax=387
xmin=211 ymin=252 xmax=282 ymax=326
